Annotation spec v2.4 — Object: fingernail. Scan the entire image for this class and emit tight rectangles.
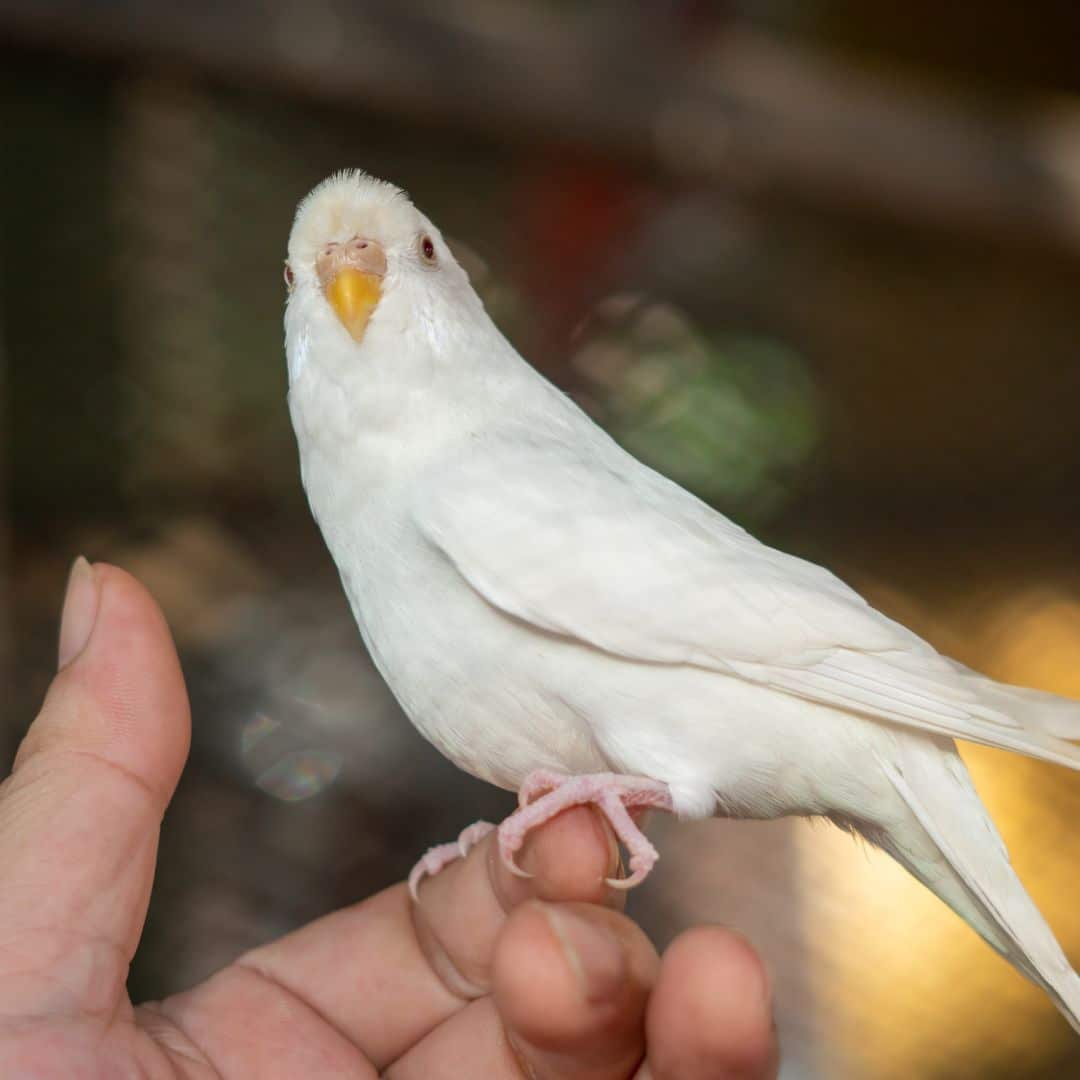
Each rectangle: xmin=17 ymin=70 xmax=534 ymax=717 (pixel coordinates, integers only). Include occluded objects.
xmin=58 ymin=556 xmax=100 ymax=670
xmin=541 ymin=904 xmax=624 ymax=1003
xmin=587 ymin=805 xmax=622 ymax=881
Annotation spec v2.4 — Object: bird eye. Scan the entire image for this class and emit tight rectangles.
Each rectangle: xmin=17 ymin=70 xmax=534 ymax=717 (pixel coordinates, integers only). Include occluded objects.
xmin=419 ymin=234 xmax=437 ymax=265
xmin=284 ymin=262 xmax=295 ymax=291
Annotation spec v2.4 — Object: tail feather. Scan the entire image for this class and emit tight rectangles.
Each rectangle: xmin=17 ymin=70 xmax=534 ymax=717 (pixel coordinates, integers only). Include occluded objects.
xmin=753 ymin=650 xmax=1080 ymax=773
xmin=870 ymin=739 xmax=1080 ymax=1033
xmin=947 ymin=659 xmax=1080 ymax=742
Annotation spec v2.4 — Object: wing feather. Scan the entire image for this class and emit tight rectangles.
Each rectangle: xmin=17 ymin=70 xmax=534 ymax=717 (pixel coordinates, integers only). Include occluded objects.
xmin=416 ymin=435 xmax=909 ymax=666
xmin=415 ymin=433 xmax=1080 ymax=766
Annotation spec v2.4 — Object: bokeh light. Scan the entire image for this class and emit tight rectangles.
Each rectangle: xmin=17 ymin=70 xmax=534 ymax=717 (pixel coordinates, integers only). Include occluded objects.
xmin=574 ymin=295 xmax=819 ymax=520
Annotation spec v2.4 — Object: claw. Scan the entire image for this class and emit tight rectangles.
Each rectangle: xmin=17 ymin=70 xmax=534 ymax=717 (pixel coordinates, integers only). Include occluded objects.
xmin=605 ymin=858 xmax=654 ymax=890
xmin=408 ymin=820 xmax=495 ymax=900
xmin=409 ymin=850 xmax=442 ymax=902
xmin=499 ymin=837 xmax=535 ymax=879
xmin=457 ymin=820 xmax=495 ymax=858
xmin=408 ymin=864 xmax=425 ymax=902
xmin=504 ymin=855 xmax=535 ymax=880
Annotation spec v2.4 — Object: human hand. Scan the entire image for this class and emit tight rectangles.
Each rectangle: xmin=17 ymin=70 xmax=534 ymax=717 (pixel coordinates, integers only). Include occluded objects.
xmin=0 ymin=560 xmax=778 ymax=1077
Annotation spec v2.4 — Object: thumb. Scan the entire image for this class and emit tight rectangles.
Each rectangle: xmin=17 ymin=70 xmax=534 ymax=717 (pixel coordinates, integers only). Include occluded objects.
xmin=0 ymin=560 xmax=190 ymax=1019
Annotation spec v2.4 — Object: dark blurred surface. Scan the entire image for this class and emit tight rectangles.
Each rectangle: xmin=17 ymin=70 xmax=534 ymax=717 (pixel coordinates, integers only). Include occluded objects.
xmin=3 ymin=3 xmax=1079 ymax=1076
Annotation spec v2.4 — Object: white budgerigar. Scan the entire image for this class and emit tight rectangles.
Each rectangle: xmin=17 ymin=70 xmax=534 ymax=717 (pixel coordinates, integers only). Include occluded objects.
xmin=284 ymin=170 xmax=1080 ymax=1031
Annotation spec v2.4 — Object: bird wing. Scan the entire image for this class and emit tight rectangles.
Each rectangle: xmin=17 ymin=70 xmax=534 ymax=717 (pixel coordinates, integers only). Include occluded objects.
xmin=414 ymin=433 xmax=1080 ymax=764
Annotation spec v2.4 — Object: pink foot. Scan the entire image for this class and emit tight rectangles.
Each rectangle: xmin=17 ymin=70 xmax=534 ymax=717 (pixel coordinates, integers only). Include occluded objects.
xmin=408 ymin=820 xmax=495 ymax=900
xmin=500 ymin=771 xmax=673 ymax=890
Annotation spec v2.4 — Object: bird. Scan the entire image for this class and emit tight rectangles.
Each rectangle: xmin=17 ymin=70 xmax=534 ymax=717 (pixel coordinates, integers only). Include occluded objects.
xmin=283 ymin=169 xmax=1080 ymax=1031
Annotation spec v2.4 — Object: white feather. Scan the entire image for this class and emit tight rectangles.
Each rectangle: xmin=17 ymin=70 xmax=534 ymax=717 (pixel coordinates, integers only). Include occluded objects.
xmin=874 ymin=740 xmax=1080 ymax=1032
xmin=284 ymin=172 xmax=1080 ymax=1032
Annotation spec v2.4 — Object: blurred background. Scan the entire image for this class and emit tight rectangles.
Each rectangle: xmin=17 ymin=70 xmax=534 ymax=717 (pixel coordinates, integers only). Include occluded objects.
xmin=3 ymin=1 xmax=1080 ymax=1075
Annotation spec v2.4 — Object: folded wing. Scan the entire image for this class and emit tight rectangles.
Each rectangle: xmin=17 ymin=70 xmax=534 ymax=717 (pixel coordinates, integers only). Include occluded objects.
xmin=414 ymin=433 xmax=1080 ymax=767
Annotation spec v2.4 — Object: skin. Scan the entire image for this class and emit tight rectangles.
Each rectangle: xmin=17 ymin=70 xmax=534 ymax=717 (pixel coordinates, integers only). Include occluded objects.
xmin=0 ymin=560 xmax=779 ymax=1078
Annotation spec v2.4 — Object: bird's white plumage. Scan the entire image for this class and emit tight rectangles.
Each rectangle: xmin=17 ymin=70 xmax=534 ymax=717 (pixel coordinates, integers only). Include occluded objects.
xmin=414 ymin=431 xmax=1080 ymax=762
xmin=284 ymin=171 xmax=1080 ymax=1031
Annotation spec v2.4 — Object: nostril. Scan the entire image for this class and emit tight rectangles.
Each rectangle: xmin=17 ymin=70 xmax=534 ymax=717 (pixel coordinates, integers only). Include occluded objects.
xmin=356 ymin=240 xmax=368 ymax=249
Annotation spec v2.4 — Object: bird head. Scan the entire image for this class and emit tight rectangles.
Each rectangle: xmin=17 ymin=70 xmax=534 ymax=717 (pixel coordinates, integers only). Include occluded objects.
xmin=284 ymin=170 xmax=479 ymax=388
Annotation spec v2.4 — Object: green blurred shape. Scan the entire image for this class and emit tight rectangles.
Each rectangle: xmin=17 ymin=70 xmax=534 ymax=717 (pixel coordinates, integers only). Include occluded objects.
xmin=579 ymin=300 xmax=819 ymax=522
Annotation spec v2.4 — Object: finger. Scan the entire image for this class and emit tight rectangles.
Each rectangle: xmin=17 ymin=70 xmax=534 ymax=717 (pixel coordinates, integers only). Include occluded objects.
xmin=643 ymin=927 xmax=778 ymax=1080
xmin=0 ymin=560 xmax=190 ymax=1018
xmin=232 ymin=805 xmax=622 ymax=1070
xmin=415 ymin=801 xmax=625 ymax=994
xmin=386 ymin=900 xmax=658 ymax=1079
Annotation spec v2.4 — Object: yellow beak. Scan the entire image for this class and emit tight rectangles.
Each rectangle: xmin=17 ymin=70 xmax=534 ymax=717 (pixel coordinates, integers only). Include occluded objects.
xmin=325 ymin=268 xmax=382 ymax=344
xmin=317 ymin=237 xmax=387 ymax=345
